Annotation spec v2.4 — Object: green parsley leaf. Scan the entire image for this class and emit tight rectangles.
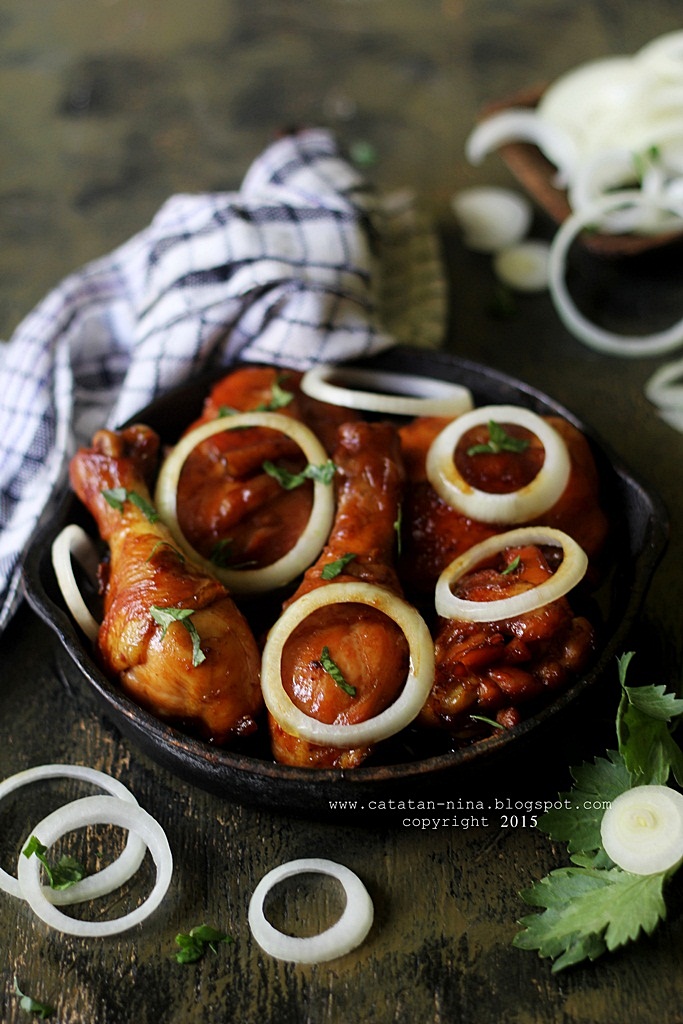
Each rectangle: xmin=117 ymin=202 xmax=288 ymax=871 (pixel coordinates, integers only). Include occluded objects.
xmin=263 ymin=459 xmax=336 ymax=490
xmin=616 ymin=652 xmax=683 ymax=786
xmin=538 ymin=750 xmax=631 ymax=856
xmin=22 ymin=836 xmax=87 ymax=891
xmin=466 ymin=420 xmax=531 ymax=457
xmin=320 ymin=646 xmax=356 ymax=696
xmin=514 ymin=652 xmax=683 ymax=971
xmin=514 ymin=866 xmax=667 ymax=973
xmin=321 ymin=552 xmax=357 ymax=580
xmin=174 ymin=924 xmax=232 ymax=963
xmin=501 ymin=554 xmax=521 ymax=575
xmin=257 ymin=375 xmax=294 ymax=411
xmin=13 ymin=978 xmax=55 ymax=1019
xmin=151 ymin=606 xmax=206 ymax=667
xmin=102 ymin=487 xmax=159 ymax=523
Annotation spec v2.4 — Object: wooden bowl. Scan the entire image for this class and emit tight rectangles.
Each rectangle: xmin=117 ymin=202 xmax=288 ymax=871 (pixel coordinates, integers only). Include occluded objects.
xmin=480 ymin=84 xmax=683 ymax=258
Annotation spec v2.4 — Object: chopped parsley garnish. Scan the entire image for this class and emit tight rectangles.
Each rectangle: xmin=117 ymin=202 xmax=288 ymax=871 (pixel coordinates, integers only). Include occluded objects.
xmin=257 ymin=375 xmax=294 ymax=411
xmin=151 ymin=606 xmax=206 ymax=667
xmin=146 ymin=540 xmax=185 ymax=563
xmin=501 ymin=555 xmax=521 ymax=576
xmin=22 ymin=836 xmax=87 ymax=891
xmin=263 ymin=459 xmax=336 ymax=490
xmin=13 ymin=978 xmax=55 ymax=1019
xmin=174 ymin=924 xmax=233 ymax=964
xmin=102 ymin=487 xmax=160 ymax=523
xmin=466 ymin=420 xmax=530 ymax=457
xmin=209 ymin=538 xmax=234 ymax=568
xmin=320 ymin=646 xmax=356 ymax=696
xmin=321 ymin=553 xmax=357 ymax=580
xmin=513 ymin=651 xmax=683 ymax=971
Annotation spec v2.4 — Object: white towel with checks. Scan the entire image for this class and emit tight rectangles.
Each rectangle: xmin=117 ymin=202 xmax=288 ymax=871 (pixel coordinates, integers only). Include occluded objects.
xmin=0 ymin=127 xmax=445 ymax=633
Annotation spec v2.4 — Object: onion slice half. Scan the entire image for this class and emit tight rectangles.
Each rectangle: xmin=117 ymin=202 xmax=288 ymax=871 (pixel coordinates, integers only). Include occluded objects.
xmin=300 ymin=364 xmax=474 ymax=417
xmin=248 ymin=858 xmax=374 ymax=963
xmin=465 ymin=108 xmax=578 ymax=185
xmin=154 ymin=412 xmax=335 ymax=594
xmin=600 ymin=785 xmax=683 ymax=875
xmin=425 ymin=405 xmax=571 ymax=524
xmin=0 ymin=764 xmax=146 ymax=904
xmin=548 ymin=190 xmax=683 ymax=357
xmin=51 ymin=524 xmax=101 ymax=641
xmin=17 ymin=794 xmax=173 ymax=937
xmin=260 ymin=581 xmax=435 ymax=747
xmin=434 ymin=526 xmax=588 ymax=622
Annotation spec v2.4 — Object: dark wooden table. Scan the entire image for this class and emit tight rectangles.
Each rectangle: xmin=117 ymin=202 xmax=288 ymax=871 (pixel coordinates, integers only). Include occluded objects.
xmin=2 ymin=3 xmax=683 ymax=1022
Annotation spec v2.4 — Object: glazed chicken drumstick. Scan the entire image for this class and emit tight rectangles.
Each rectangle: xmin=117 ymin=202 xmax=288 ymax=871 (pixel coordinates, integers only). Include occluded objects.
xmin=269 ymin=420 xmax=410 ymax=769
xmin=70 ymin=424 xmax=263 ymax=745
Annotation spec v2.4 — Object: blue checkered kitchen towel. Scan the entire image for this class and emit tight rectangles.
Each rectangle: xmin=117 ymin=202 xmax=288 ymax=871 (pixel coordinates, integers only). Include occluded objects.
xmin=0 ymin=128 xmax=445 ymax=633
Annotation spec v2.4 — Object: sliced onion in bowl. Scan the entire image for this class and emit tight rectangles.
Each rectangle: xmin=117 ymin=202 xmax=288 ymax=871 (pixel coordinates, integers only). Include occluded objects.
xmin=425 ymin=405 xmax=571 ymax=524
xmin=299 ymin=364 xmax=473 ymax=417
xmin=17 ymin=794 xmax=173 ymax=937
xmin=248 ymin=858 xmax=374 ymax=963
xmin=260 ymin=581 xmax=434 ymax=748
xmin=0 ymin=764 xmax=146 ymax=904
xmin=154 ymin=412 xmax=335 ymax=594
xmin=51 ymin=524 xmax=101 ymax=641
xmin=434 ymin=526 xmax=588 ymax=621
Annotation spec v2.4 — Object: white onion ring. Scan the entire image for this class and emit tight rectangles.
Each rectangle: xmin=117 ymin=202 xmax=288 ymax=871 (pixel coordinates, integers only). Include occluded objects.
xmin=425 ymin=405 xmax=571 ymax=525
xmin=0 ymin=764 xmax=146 ymax=904
xmin=548 ymin=190 xmax=683 ymax=357
xmin=17 ymin=795 xmax=173 ymax=937
xmin=451 ymin=187 xmax=533 ymax=253
xmin=434 ymin=526 xmax=588 ymax=622
xmin=601 ymin=785 xmax=683 ymax=875
xmin=493 ymin=241 xmax=551 ymax=293
xmin=51 ymin=524 xmax=101 ymax=641
xmin=646 ymin=356 xmax=683 ymax=431
xmin=465 ymin=108 xmax=578 ymax=185
xmin=248 ymin=858 xmax=374 ymax=963
xmin=261 ymin=581 xmax=434 ymax=747
xmin=154 ymin=412 xmax=335 ymax=594
xmin=299 ymin=364 xmax=474 ymax=417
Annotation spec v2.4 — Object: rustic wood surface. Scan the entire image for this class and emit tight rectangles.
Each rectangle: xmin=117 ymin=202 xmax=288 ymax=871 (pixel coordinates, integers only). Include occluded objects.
xmin=2 ymin=3 xmax=683 ymax=1022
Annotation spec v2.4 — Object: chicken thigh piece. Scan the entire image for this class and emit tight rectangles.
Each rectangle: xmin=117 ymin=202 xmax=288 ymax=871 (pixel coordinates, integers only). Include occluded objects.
xmin=268 ymin=420 xmax=410 ymax=768
xmin=69 ymin=424 xmax=263 ymax=745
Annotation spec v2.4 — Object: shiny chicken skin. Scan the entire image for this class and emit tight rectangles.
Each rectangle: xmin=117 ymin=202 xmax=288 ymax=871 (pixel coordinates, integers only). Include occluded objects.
xmin=398 ymin=413 xmax=609 ymax=593
xmin=176 ymin=366 xmax=361 ymax=572
xmin=69 ymin=424 xmax=263 ymax=744
xmin=270 ymin=420 xmax=410 ymax=769
xmin=421 ymin=542 xmax=595 ymax=738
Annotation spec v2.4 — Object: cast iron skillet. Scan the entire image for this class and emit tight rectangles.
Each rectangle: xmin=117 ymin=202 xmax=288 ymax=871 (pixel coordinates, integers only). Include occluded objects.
xmin=22 ymin=348 xmax=668 ymax=815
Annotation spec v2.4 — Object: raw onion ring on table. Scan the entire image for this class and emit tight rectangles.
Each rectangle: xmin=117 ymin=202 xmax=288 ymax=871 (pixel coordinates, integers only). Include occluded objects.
xmin=0 ymin=764 xmax=146 ymax=904
xmin=600 ymin=785 xmax=683 ymax=876
xmin=16 ymin=794 xmax=173 ymax=937
xmin=248 ymin=857 xmax=374 ymax=963
xmin=434 ymin=526 xmax=589 ymax=622
xmin=299 ymin=364 xmax=474 ymax=417
xmin=261 ymin=581 xmax=434 ymax=747
xmin=51 ymin=524 xmax=101 ymax=641
xmin=425 ymin=405 xmax=571 ymax=524
xmin=154 ymin=412 xmax=335 ymax=594
xmin=547 ymin=190 xmax=683 ymax=356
